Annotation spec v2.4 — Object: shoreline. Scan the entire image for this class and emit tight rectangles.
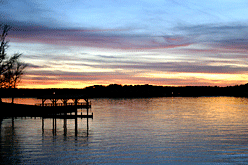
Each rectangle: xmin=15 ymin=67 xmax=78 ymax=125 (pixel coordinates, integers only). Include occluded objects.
xmin=1 ymin=84 xmax=247 ymax=98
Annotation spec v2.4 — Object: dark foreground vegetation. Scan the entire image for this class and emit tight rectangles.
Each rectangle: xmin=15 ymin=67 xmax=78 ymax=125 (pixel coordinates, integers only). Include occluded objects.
xmin=1 ymin=83 xmax=247 ymax=98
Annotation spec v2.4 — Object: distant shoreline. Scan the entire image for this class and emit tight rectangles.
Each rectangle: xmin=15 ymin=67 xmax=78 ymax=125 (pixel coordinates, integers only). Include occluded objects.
xmin=1 ymin=83 xmax=247 ymax=98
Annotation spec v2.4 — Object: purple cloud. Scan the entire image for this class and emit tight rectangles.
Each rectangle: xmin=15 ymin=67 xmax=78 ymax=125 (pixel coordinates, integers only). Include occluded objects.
xmin=7 ymin=25 xmax=192 ymax=49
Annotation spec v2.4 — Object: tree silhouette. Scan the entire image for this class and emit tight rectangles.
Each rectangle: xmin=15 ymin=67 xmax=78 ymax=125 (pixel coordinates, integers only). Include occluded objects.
xmin=0 ymin=24 xmax=27 ymax=102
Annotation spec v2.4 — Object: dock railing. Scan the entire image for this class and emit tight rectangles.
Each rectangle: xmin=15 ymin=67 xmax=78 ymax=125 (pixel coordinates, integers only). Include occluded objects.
xmin=35 ymin=102 xmax=91 ymax=107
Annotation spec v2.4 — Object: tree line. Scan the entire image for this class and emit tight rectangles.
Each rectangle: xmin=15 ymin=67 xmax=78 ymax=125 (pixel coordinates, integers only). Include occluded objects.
xmin=1 ymin=83 xmax=247 ymax=98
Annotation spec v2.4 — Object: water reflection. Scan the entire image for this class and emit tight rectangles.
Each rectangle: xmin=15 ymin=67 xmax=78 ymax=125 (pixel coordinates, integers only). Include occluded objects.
xmin=41 ymin=117 xmax=89 ymax=137
xmin=0 ymin=119 xmax=21 ymax=164
xmin=1 ymin=116 xmax=91 ymax=164
xmin=89 ymin=97 xmax=248 ymax=163
xmin=1 ymin=97 xmax=248 ymax=164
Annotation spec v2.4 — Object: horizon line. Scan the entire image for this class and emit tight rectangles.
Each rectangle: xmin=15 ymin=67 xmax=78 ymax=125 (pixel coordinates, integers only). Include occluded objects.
xmin=8 ymin=83 xmax=248 ymax=90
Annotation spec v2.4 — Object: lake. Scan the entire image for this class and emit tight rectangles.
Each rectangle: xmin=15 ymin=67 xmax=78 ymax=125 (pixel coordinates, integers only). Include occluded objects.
xmin=1 ymin=97 xmax=248 ymax=164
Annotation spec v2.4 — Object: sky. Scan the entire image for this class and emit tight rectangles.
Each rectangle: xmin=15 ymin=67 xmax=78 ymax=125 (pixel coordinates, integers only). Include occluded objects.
xmin=1 ymin=0 xmax=248 ymax=88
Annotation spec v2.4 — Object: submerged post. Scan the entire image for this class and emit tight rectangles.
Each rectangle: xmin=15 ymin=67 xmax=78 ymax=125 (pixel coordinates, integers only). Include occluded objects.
xmin=64 ymin=118 xmax=67 ymax=136
xmin=42 ymin=117 xmax=44 ymax=135
xmin=75 ymin=117 xmax=78 ymax=137
xmin=53 ymin=118 xmax=57 ymax=136
xmin=87 ymin=117 xmax=89 ymax=137
xmin=12 ymin=117 xmax=14 ymax=128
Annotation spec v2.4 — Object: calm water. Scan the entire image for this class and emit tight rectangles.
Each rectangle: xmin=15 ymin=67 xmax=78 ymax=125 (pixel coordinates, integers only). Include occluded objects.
xmin=1 ymin=97 xmax=248 ymax=164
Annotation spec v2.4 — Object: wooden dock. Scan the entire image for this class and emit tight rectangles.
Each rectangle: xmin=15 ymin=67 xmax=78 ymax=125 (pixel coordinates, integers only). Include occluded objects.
xmin=36 ymin=94 xmax=91 ymax=108
xmin=1 ymin=94 xmax=93 ymax=119
xmin=1 ymin=94 xmax=93 ymax=137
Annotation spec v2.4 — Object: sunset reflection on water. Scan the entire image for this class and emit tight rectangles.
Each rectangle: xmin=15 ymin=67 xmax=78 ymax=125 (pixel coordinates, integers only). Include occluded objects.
xmin=1 ymin=97 xmax=248 ymax=164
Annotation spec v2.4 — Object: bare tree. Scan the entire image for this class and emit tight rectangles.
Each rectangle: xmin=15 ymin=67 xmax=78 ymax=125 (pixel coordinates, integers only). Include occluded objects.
xmin=0 ymin=24 xmax=11 ymax=62
xmin=0 ymin=24 xmax=27 ymax=103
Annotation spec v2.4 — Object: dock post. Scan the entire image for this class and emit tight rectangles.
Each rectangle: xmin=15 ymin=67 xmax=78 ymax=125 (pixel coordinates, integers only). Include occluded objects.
xmin=63 ymin=110 xmax=67 ymax=136
xmin=52 ymin=118 xmax=54 ymax=135
xmin=63 ymin=99 xmax=68 ymax=106
xmin=75 ymin=111 xmax=78 ymax=137
xmin=64 ymin=118 xmax=67 ymax=136
xmin=42 ymin=99 xmax=46 ymax=107
xmin=12 ymin=117 xmax=14 ymax=129
xmin=86 ymin=98 xmax=89 ymax=108
xmin=87 ymin=118 xmax=89 ymax=137
xmin=73 ymin=99 xmax=77 ymax=106
xmin=42 ymin=117 xmax=44 ymax=135
xmin=53 ymin=118 xmax=57 ymax=136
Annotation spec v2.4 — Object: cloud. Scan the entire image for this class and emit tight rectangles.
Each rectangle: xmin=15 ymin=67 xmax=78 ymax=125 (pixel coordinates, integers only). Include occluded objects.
xmin=99 ymin=62 xmax=247 ymax=74
xmin=0 ymin=0 xmax=62 ymax=28
xmin=5 ymin=21 xmax=248 ymax=53
xmin=176 ymin=23 xmax=248 ymax=50
xmin=72 ymin=53 xmax=248 ymax=74
xmin=26 ymin=63 xmax=46 ymax=69
xmin=4 ymin=24 xmax=192 ymax=50
xmin=25 ymin=69 xmax=131 ymax=81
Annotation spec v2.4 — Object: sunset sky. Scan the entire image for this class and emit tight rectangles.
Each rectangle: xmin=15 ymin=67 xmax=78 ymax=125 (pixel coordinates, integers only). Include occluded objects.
xmin=1 ymin=0 xmax=248 ymax=88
